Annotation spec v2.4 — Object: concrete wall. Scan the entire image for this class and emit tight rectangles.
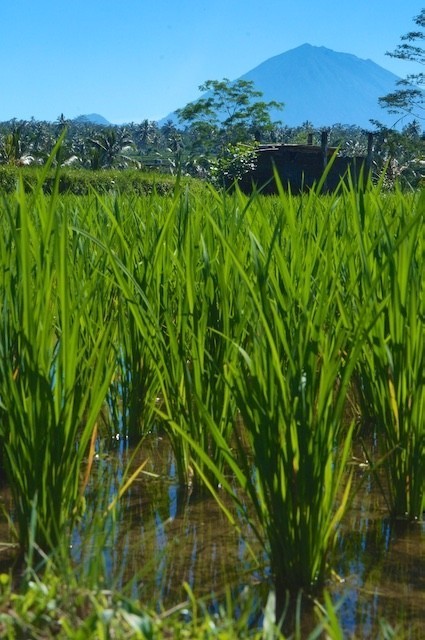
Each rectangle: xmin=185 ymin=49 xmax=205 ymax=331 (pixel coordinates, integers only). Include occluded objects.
xmin=238 ymin=144 xmax=367 ymax=194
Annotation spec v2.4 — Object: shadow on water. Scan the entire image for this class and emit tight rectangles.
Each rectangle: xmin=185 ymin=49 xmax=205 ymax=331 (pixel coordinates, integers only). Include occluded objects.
xmin=1 ymin=432 xmax=424 ymax=637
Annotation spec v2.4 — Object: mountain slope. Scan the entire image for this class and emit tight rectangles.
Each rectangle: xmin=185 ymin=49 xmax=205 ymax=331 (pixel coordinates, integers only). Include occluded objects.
xmin=239 ymin=43 xmax=401 ymax=127
xmin=164 ymin=44 xmax=403 ymax=129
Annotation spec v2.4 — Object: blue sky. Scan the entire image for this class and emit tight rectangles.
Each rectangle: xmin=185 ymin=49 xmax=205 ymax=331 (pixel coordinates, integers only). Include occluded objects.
xmin=1 ymin=1 xmax=423 ymax=123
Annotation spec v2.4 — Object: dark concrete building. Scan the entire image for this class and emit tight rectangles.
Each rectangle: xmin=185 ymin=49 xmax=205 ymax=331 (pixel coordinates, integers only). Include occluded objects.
xmin=238 ymin=132 xmax=373 ymax=194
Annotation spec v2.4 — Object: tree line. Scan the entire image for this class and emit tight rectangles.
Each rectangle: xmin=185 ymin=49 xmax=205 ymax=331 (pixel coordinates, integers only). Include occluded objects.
xmin=1 ymin=113 xmax=422 ymax=188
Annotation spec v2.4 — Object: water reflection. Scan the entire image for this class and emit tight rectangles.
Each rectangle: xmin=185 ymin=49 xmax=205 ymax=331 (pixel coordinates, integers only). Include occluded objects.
xmin=333 ymin=465 xmax=425 ymax=637
xmin=2 ymin=431 xmax=424 ymax=636
xmin=72 ymin=434 xmax=263 ymax=611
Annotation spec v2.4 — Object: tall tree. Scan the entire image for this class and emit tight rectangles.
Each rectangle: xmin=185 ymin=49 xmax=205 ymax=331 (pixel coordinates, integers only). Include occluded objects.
xmin=176 ymin=78 xmax=283 ymax=147
xmin=379 ymin=9 xmax=425 ymax=121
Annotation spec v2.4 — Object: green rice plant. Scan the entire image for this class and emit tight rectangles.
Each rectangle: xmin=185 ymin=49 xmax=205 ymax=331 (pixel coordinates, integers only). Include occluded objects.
xmin=231 ymin=213 xmax=356 ymax=602
xmin=0 ymin=165 xmax=114 ymax=553
xmin=79 ymin=191 xmax=184 ymax=447
xmin=86 ymin=193 xmax=164 ymax=440
xmin=160 ymin=184 xmax=361 ymax=622
xmin=352 ymin=187 xmax=425 ymax=520
xmin=95 ymin=186 xmax=250 ymax=488
xmin=81 ymin=183 xmax=250 ymax=487
xmin=156 ymin=189 xmax=254 ymax=490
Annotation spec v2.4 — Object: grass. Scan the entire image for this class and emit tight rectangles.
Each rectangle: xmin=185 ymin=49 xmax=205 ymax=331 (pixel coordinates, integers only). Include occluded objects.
xmin=0 ymin=160 xmax=423 ymax=635
xmin=0 ymin=563 xmax=411 ymax=639
xmin=0 ymin=164 xmax=182 ymax=196
xmin=342 ymin=183 xmax=425 ymax=519
xmin=0 ymin=157 xmax=115 ymax=552
xmin=160 ymin=181 xmax=362 ymax=621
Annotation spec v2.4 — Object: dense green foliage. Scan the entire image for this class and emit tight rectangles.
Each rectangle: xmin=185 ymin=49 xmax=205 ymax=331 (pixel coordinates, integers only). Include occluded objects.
xmin=1 ymin=102 xmax=423 ymax=188
xmin=0 ymin=164 xmax=180 ymax=195
xmin=0 ymin=164 xmax=423 ymax=635
xmin=0 ymin=566 xmax=364 ymax=639
xmin=176 ymin=78 xmax=283 ymax=152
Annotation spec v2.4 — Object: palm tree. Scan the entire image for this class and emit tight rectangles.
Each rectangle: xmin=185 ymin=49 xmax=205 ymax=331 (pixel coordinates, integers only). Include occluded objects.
xmin=131 ymin=119 xmax=156 ymax=153
xmin=87 ymin=128 xmax=138 ymax=169
xmin=0 ymin=124 xmax=36 ymax=165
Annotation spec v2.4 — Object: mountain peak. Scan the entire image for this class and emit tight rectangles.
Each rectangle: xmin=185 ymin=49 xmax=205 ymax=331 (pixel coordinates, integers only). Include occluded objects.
xmin=238 ymin=45 xmax=401 ymax=128
xmin=73 ymin=113 xmax=111 ymax=126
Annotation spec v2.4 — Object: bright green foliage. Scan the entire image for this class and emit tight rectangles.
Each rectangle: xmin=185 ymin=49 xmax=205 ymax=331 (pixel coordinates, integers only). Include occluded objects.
xmin=174 ymin=182 xmax=360 ymax=613
xmin=76 ymin=174 xmax=424 ymax=610
xmin=0 ymin=154 xmax=423 ymax=634
xmin=349 ymin=186 xmax=425 ymax=519
xmin=84 ymin=192 xmax=167 ymax=441
xmin=97 ymin=187 xmax=251 ymax=488
xmin=0 ymin=159 xmax=115 ymax=552
xmin=157 ymin=192 xmax=253 ymax=489
xmin=176 ymin=78 xmax=284 ymax=180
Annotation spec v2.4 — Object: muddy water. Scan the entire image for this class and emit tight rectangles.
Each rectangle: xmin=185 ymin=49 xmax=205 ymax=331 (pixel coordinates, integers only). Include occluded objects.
xmin=1 ymin=433 xmax=424 ymax=636
xmin=72 ymin=435 xmax=265 ymax=607
xmin=72 ymin=433 xmax=424 ymax=636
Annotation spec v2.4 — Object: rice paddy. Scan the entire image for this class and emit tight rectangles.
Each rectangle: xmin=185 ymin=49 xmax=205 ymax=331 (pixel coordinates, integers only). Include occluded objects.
xmin=0 ymin=161 xmax=423 ymax=637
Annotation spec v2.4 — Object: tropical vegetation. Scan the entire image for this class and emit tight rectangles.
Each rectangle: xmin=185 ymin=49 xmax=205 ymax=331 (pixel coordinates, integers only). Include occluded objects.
xmin=1 ymin=111 xmax=423 ymax=189
xmin=0 ymin=145 xmax=423 ymax=636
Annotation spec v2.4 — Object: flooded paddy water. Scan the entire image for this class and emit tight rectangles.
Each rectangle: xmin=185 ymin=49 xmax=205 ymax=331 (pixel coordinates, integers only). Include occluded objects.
xmin=76 ymin=432 xmax=425 ymax=637
xmin=0 ymin=431 xmax=424 ymax=637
